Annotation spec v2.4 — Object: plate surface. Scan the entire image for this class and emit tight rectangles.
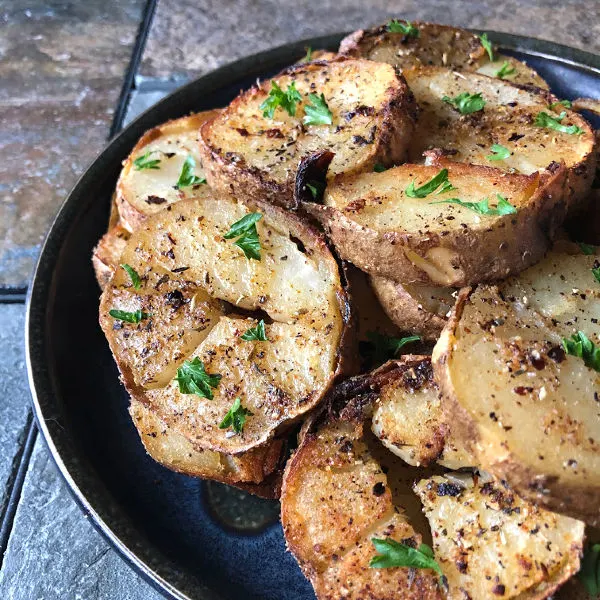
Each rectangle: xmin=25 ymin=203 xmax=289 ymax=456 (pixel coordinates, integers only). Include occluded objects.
xmin=26 ymin=32 xmax=600 ymax=600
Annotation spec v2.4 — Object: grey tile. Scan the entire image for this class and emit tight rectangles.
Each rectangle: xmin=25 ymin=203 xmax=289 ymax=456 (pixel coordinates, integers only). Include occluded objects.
xmin=0 ymin=439 xmax=165 ymax=600
xmin=124 ymin=88 xmax=173 ymax=126
xmin=0 ymin=304 xmax=33 ymax=514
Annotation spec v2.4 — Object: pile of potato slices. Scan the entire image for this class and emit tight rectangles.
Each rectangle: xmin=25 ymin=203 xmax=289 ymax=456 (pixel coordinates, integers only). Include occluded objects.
xmin=94 ymin=20 xmax=600 ymax=599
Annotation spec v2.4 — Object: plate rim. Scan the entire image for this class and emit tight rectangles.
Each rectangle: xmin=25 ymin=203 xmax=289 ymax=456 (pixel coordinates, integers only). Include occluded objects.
xmin=25 ymin=30 xmax=600 ymax=600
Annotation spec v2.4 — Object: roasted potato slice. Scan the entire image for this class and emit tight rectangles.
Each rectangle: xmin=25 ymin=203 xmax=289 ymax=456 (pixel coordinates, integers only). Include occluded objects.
xmin=92 ymin=223 xmax=130 ymax=290
xmin=198 ymin=58 xmax=417 ymax=208
xmin=305 ymin=161 xmax=566 ymax=286
xmin=370 ymin=276 xmax=456 ymax=341
xmin=415 ymin=474 xmax=585 ymax=600
xmin=404 ymin=66 xmax=596 ymax=211
xmin=100 ymin=193 xmax=350 ymax=455
xmin=116 ymin=111 xmax=218 ymax=231
xmin=339 ymin=21 xmax=548 ymax=89
xmin=433 ymin=246 xmax=600 ymax=524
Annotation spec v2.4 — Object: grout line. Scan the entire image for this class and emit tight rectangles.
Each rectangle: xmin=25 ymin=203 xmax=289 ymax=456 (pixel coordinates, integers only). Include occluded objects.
xmin=0 ymin=415 xmax=37 ymax=570
xmin=109 ymin=0 xmax=159 ymax=138
xmin=0 ymin=290 xmax=27 ymax=304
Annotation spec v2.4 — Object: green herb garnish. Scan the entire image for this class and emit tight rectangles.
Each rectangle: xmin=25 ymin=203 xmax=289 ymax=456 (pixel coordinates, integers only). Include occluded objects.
xmin=593 ymin=262 xmax=600 ymax=283
xmin=121 ymin=264 xmax=141 ymax=290
xmin=224 ymin=212 xmax=263 ymax=260
xmin=478 ymin=33 xmax=494 ymax=61
xmin=486 ymin=144 xmax=510 ymax=161
xmin=550 ymin=99 xmax=572 ymax=110
xmin=370 ymin=539 xmax=444 ymax=581
xmin=579 ymin=543 xmax=600 ymax=596
xmin=387 ymin=19 xmax=419 ymax=37
xmin=303 ymin=93 xmax=333 ymax=126
xmin=442 ymin=92 xmax=486 ymax=115
xmin=177 ymin=155 xmax=205 ymax=188
xmin=405 ymin=168 xmax=455 ymax=198
xmin=562 ymin=331 xmax=600 ymax=373
xmin=133 ymin=151 xmax=161 ymax=171
xmin=432 ymin=194 xmax=517 ymax=216
xmin=305 ymin=179 xmax=325 ymax=200
xmin=579 ymin=242 xmax=595 ymax=255
xmin=495 ymin=61 xmax=516 ymax=79
xmin=241 ymin=319 xmax=269 ymax=341
xmin=366 ymin=332 xmax=421 ymax=364
xmin=219 ymin=397 xmax=253 ymax=434
xmin=301 ymin=46 xmax=313 ymax=63
xmin=260 ymin=81 xmax=303 ymax=118
xmin=175 ymin=357 xmax=222 ymax=399
xmin=109 ymin=309 xmax=150 ymax=323
xmin=373 ymin=163 xmax=387 ymax=173
xmin=535 ymin=111 xmax=583 ymax=135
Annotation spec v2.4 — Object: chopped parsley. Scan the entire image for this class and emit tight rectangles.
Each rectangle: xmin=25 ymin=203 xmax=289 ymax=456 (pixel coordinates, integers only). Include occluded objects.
xmin=387 ymin=19 xmax=419 ymax=37
xmin=549 ymin=99 xmax=572 ymax=110
xmin=370 ymin=538 xmax=444 ymax=582
xmin=442 ymin=92 xmax=486 ymax=115
xmin=109 ymin=309 xmax=150 ymax=323
xmin=432 ymin=194 xmax=517 ymax=216
xmin=219 ymin=397 xmax=253 ymax=434
xmin=478 ymin=33 xmax=495 ymax=61
xmin=241 ymin=319 xmax=269 ymax=341
xmin=176 ymin=155 xmax=205 ymax=188
xmin=133 ymin=151 xmax=161 ymax=171
xmin=301 ymin=46 xmax=313 ymax=63
xmin=121 ymin=264 xmax=141 ymax=290
xmin=260 ymin=81 xmax=303 ymax=118
xmin=593 ymin=262 xmax=600 ymax=283
xmin=373 ymin=163 xmax=388 ymax=173
xmin=579 ymin=543 xmax=600 ymax=596
xmin=365 ymin=332 xmax=421 ymax=364
xmin=306 ymin=179 xmax=325 ymax=200
xmin=495 ymin=61 xmax=516 ymax=79
xmin=224 ymin=212 xmax=263 ymax=260
xmin=535 ymin=111 xmax=583 ymax=135
xmin=175 ymin=357 xmax=222 ymax=399
xmin=562 ymin=331 xmax=600 ymax=373
xmin=405 ymin=168 xmax=455 ymax=198
xmin=579 ymin=242 xmax=596 ymax=255
xmin=486 ymin=144 xmax=510 ymax=161
xmin=303 ymin=93 xmax=333 ymax=126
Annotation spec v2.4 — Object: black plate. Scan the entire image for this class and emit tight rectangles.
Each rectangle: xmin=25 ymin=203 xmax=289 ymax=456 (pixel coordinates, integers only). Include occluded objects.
xmin=26 ymin=32 xmax=600 ymax=600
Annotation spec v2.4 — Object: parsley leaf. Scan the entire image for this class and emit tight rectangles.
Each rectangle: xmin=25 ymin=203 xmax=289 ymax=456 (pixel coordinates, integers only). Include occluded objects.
xmin=486 ymin=144 xmax=510 ymax=161
xmin=495 ymin=60 xmax=516 ymax=79
xmin=478 ymin=33 xmax=495 ymax=61
xmin=535 ymin=111 xmax=583 ymax=135
xmin=370 ymin=539 xmax=443 ymax=580
xmin=405 ymin=169 xmax=454 ymax=198
xmin=133 ymin=151 xmax=161 ymax=171
xmin=224 ymin=212 xmax=263 ymax=260
xmin=109 ymin=309 xmax=150 ymax=323
xmin=365 ymin=332 xmax=421 ymax=364
xmin=562 ymin=331 xmax=600 ymax=372
xmin=177 ymin=155 xmax=205 ymax=188
xmin=550 ymin=99 xmax=572 ymax=110
xmin=306 ymin=179 xmax=325 ymax=200
xmin=303 ymin=93 xmax=333 ymax=126
xmin=241 ymin=319 xmax=269 ymax=341
xmin=219 ymin=397 xmax=253 ymax=434
xmin=387 ymin=19 xmax=419 ymax=37
xmin=442 ymin=92 xmax=486 ymax=115
xmin=593 ymin=261 xmax=600 ymax=283
xmin=301 ymin=46 xmax=313 ymax=63
xmin=260 ymin=81 xmax=303 ymax=118
xmin=579 ymin=242 xmax=596 ymax=255
xmin=121 ymin=264 xmax=141 ymax=290
xmin=432 ymin=194 xmax=517 ymax=216
xmin=175 ymin=357 xmax=222 ymax=399
xmin=579 ymin=543 xmax=600 ymax=596
xmin=373 ymin=163 xmax=387 ymax=173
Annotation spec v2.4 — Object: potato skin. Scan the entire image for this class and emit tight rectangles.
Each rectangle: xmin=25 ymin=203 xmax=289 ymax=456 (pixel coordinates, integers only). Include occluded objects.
xmin=91 ymin=223 xmax=130 ymax=290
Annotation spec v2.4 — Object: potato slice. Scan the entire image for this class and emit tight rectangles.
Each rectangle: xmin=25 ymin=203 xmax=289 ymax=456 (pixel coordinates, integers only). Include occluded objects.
xmin=116 ymin=111 xmax=218 ymax=231
xmin=339 ymin=21 xmax=548 ymax=89
xmin=100 ymin=194 xmax=350 ymax=455
xmin=92 ymin=223 xmax=130 ymax=290
xmin=305 ymin=161 xmax=566 ymax=286
xmin=199 ymin=58 xmax=417 ymax=208
xmin=415 ymin=474 xmax=584 ymax=600
xmin=404 ymin=66 xmax=596 ymax=211
xmin=370 ymin=276 xmax=456 ymax=341
xmin=433 ymin=247 xmax=600 ymax=524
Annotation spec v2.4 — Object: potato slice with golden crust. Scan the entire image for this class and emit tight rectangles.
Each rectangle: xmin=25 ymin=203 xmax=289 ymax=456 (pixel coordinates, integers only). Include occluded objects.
xmin=305 ymin=160 xmax=566 ymax=286
xmin=415 ymin=474 xmax=585 ymax=600
xmin=198 ymin=58 xmax=417 ymax=209
xmin=92 ymin=224 xmax=130 ymax=290
xmin=100 ymin=193 xmax=350 ymax=456
xmin=129 ymin=399 xmax=284 ymax=497
xmin=403 ymin=66 xmax=596 ymax=211
xmin=116 ymin=111 xmax=218 ymax=232
xmin=433 ymin=247 xmax=600 ymax=524
xmin=339 ymin=21 xmax=548 ymax=89
xmin=370 ymin=276 xmax=455 ymax=341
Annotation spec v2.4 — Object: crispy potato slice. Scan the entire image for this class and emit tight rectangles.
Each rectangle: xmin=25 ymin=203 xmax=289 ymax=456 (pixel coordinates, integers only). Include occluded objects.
xmin=116 ymin=111 xmax=218 ymax=231
xmin=306 ymin=161 xmax=566 ymax=286
xmin=339 ymin=21 xmax=548 ymax=89
xmin=370 ymin=275 xmax=456 ymax=341
xmin=100 ymin=194 xmax=349 ymax=455
xmin=415 ymin=474 xmax=585 ymax=600
xmin=92 ymin=224 xmax=130 ymax=290
xmin=403 ymin=66 xmax=596 ymax=210
xmin=199 ymin=58 xmax=417 ymax=208
xmin=433 ymin=247 xmax=600 ymax=524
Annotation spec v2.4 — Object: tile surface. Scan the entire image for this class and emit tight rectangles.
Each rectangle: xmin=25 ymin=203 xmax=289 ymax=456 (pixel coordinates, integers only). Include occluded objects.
xmin=0 ymin=1 xmax=145 ymax=289
xmin=140 ymin=0 xmax=600 ymax=80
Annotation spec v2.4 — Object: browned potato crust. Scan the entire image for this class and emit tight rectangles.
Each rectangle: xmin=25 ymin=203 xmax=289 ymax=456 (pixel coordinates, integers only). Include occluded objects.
xmin=92 ymin=224 xmax=130 ymax=290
